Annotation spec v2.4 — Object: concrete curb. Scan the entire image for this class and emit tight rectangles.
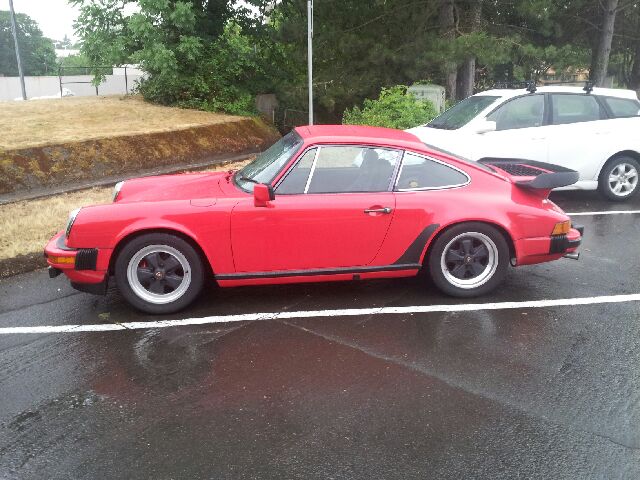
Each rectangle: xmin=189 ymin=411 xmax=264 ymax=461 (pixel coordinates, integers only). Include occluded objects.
xmin=0 ymin=254 xmax=47 ymax=279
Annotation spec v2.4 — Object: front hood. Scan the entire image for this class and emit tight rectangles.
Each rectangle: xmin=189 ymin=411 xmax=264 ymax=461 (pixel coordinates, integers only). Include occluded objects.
xmin=116 ymin=172 xmax=226 ymax=203
xmin=406 ymin=125 xmax=460 ymax=143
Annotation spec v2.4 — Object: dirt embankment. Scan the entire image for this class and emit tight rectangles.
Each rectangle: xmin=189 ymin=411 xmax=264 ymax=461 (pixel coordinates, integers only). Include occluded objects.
xmin=0 ymin=117 xmax=279 ymax=195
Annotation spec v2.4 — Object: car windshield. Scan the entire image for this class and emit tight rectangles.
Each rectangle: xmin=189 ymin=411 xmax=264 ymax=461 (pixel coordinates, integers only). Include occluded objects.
xmin=428 ymin=96 xmax=500 ymax=130
xmin=235 ymin=131 xmax=303 ymax=192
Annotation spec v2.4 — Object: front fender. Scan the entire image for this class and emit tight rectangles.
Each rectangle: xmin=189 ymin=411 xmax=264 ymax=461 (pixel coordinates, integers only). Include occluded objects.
xmin=66 ymin=200 xmax=235 ymax=275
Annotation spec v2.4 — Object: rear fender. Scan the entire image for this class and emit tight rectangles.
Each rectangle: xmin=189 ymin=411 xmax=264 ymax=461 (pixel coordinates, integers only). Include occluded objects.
xmin=419 ymin=219 xmax=517 ymax=266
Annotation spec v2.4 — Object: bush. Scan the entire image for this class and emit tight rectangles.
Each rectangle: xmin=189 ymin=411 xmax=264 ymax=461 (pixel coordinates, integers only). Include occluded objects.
xmin=342 ymin=86 xmax=438 ymax=130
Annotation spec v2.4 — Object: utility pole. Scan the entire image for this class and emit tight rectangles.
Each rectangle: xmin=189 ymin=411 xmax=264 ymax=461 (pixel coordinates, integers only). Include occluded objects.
xmin=307 ymin=0 xmax=313 ymax=125
xmin=9 ymin=0 xmax=27 ymax=100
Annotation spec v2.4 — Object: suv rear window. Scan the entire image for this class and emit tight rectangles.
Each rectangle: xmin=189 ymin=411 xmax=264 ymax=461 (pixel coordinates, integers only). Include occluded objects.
xmin=602 ymin=97 xmax=640 ymax=118
xmin=551 ymin=94 xmax=603 ymax=125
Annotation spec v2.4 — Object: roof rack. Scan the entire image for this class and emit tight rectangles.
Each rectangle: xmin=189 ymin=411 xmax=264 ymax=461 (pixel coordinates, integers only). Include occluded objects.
xmin=540 ymin=80 xmax=595 ymax=94
xmin=492 ymin=80 xmax=537 ymax=93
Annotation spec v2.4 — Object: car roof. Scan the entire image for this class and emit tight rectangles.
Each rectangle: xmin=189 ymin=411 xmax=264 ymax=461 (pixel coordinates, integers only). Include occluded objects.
xmin=477 ymin=86 xmax=639 ymax=100
xmin=295 ymin=124 xmax=426 ymax=150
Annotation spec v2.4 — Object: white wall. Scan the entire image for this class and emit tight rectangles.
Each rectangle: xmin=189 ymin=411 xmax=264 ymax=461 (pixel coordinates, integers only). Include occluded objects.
xmin=0 ymin=74 xmax=144 ymax=101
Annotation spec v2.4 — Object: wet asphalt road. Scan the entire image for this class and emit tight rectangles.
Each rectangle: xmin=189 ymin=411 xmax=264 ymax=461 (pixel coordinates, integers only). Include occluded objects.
xmin=1 ymin=191 xmax=639 ymax=479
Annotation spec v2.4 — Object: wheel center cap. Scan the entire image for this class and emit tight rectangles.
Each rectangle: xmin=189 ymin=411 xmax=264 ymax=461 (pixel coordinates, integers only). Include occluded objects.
xmin=464 ymin=255 xmax=472 ymax=264
xmin=155 ymin=271 xmax=164 ymax=280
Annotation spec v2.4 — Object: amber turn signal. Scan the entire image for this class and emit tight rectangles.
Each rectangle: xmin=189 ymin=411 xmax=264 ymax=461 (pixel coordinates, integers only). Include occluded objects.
xmin=48 ymin=255 xmax=75 ymax=265
xmin=551 ymin=221 xmax=571 ymax=236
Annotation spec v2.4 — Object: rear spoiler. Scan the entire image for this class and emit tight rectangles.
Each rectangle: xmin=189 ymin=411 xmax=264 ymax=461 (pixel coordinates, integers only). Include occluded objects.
xmin=478 ymin=158 xmax=579 ymax=190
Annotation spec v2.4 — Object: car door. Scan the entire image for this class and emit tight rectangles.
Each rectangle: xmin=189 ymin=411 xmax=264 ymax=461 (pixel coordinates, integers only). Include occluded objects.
xmin=230 ymin=145 xmax=402 ymax=273
xmin=473 ymin=93 xmax=550 ymax=161
xmin=545 ymin=93 xmax=611 ymax=181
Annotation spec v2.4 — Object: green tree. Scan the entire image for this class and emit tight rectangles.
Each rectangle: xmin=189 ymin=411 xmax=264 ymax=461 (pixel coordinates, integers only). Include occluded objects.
xmin=72 ymin=0 xmax=266 ymax=114
xmin=61 ymin=34 xmax=73 ymax=49
xmin=0 ymin=10 xmax=57 ymax=76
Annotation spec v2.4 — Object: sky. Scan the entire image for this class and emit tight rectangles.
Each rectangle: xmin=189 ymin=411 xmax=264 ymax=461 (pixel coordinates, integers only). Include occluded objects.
xmin=7 ymin=0 xmax=81 ymax=42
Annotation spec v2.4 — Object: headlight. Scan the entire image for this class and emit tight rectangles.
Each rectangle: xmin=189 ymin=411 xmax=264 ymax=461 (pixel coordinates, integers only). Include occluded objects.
xmin=65 ymin=208 xmax=81 ymax=238
xmin=112 ymin=181 xmax=125 ymax=202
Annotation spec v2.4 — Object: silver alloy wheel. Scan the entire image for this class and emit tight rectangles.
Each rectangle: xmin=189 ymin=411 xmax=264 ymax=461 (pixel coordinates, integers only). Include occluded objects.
xmin=440 ymin=232 xmax=499 ymax=290
xmin=608 ymin=163 xmax=638 ymax=197
xmin=126 ymin=244 xmax=191 ymax=305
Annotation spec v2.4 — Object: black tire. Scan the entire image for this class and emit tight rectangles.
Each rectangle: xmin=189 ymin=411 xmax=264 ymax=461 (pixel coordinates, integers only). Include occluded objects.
xmin=598 ymin=155 xmax=640 ymax=202
xmin=115 ymin=233 xmax=205 ymax=314
xmin=427 ymin=223 xmax=509 ymax=298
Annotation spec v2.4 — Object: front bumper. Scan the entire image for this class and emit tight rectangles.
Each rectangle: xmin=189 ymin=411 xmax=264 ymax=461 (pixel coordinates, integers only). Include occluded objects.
xmin=44 ymin=231 xmax=110 ymax=295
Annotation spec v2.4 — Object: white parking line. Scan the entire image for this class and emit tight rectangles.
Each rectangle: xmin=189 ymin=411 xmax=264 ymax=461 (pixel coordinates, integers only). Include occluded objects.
xmin=1 ymin=293 xmax=639 ymax=335
xmin=567 ymin=210 xmax=640 ymax=216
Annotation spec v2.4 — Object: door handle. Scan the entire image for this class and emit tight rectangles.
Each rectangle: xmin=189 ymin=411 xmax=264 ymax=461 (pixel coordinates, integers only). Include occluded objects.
xmin=364 ymin=207 xmax=393 ymax=214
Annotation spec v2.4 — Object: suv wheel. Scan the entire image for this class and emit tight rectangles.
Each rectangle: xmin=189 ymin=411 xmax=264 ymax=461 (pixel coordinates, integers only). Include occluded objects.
xmin=598 ymin=156 xmax=640 ymax=201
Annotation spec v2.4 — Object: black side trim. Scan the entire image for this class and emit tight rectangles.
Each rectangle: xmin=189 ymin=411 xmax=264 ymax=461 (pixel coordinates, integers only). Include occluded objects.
xmin=56 ymin=235 xmax=75 ymax=251
xmin=75 ymin=249 xmax=98 ymax=270
xmin=71 ymin=278 xmax=108 ymax=295
xmin=393 ymin=224 xmax=440 ymax=265
xmin=215 ymin=263 xmax=422 ymax=281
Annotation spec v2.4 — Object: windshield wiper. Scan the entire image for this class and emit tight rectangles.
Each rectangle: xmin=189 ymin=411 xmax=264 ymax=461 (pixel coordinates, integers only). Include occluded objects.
xmin=238 ymin=175 xmax=259 ymax=184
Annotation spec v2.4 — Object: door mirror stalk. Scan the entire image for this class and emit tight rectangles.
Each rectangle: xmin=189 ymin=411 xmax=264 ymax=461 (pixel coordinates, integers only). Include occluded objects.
xmin=254 ymin=183 xmax=275 ymax=207
xmin=475 ymin=119 xmax=497 ymax=134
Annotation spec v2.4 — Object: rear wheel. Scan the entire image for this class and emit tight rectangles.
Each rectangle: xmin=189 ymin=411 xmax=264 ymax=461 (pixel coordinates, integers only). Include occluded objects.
xmin=115 ymin=233 xmax=205 ymax=314
xmin=598 ymin=156 xmax=640 ymax=202
xmin=428 ymin=223 xmax=509 ymax=298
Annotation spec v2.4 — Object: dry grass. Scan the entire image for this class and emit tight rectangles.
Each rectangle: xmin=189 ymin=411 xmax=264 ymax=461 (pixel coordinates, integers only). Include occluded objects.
xmin=0 ymin=158 xmax=252 ymax=261
xmin=0 ymin=95 xmax=242 ymax=150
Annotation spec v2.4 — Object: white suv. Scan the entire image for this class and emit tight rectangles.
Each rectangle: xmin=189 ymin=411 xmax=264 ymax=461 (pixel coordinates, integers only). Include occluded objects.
xmin=408 ymin=85 xmax=640 ymax=201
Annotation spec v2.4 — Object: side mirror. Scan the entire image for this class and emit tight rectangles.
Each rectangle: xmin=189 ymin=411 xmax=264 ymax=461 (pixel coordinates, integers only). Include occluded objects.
xmin=475 ymin=119 xmax=497 ymax=134
xmin=254 ymin=183 xmax=275 ymax=207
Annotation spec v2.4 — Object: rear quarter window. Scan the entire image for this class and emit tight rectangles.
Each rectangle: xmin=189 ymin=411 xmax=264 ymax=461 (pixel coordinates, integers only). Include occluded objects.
xmin=396 ymin=152 xmax=469 ymax=190
xmin=602 ymin=97 xmax=640 ymax=118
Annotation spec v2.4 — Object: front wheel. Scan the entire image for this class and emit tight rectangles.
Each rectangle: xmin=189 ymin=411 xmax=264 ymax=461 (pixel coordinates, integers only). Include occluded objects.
xmin=115 ymin=233 xmax=205 ymax=314
xmin=598 ymin=156 xmax=640 ymax=202
xmin=427 ymin=223 xmax=509 ymax=298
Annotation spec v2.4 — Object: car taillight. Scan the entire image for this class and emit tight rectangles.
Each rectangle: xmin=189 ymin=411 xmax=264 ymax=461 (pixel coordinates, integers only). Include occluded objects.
xmin=551 ymin=220 xmax=571 ymax=235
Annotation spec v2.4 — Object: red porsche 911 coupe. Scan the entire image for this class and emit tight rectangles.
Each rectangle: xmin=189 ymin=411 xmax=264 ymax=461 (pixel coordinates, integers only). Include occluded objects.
xmin=45 ymin=125 xmax=582 ymax=313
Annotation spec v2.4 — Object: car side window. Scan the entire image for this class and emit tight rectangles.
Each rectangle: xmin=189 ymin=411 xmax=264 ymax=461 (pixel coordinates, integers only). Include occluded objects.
xmin=275 ymin=148 xmax=317 ymax=194
xmin=487 ymin=95 xmax=544 ymax=131
xmin=551 ymin=94 xmax=603 ymax=125
xmin=278 ymin=146 xmax=401 ymax=194
xmin=601 ymin=97 xmax=640 ymax=118
xmin=395 ymin=152 xmax=468 ymax=190
xmin=308 ymin=146 xmax=402 ymax=193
